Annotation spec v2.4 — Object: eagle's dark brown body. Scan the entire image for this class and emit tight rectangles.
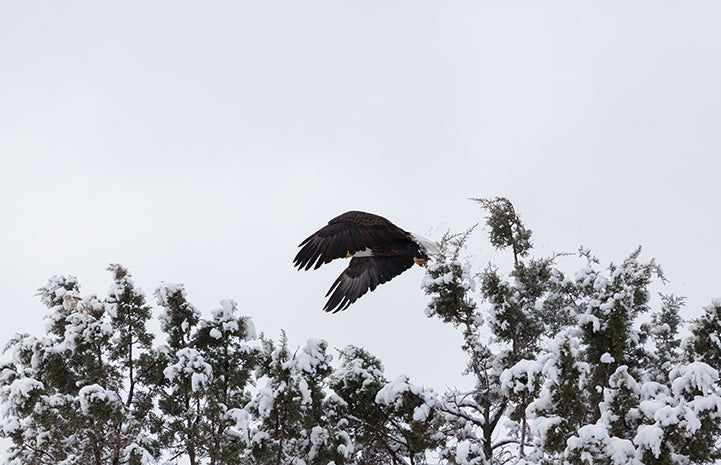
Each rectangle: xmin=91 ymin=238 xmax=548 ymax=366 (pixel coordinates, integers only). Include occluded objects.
xmin=293 ymin=211 xmax=432 ymax=312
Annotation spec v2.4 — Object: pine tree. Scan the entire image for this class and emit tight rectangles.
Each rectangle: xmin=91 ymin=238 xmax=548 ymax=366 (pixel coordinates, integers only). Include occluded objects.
xmin=152 ymin=283 xmax=203 ymax=464
xmin=331 ymin=345 xmax=394 ymax=464
xmin=329 ymin=345 xmax=441 ymax=465
xmin=244 ymin=334 xmax=348 ymax=465
xmin=527 ymin=328 xmax=590 ymax=462
xmin=575 ymin=248 xmax=662 ymax=422
xmin=631 ymin=360 xmax=721 ymax=464
xmin=686 ymin=299 xmax=721 ymax=371
xmin=193 ymin=299 xmax=259 ymax=465
xmin=641 ymin=294 xmax=684 ymax=384
xmin=0 ymin=275 xmax=122 ymax=464
xmin=0 ymin=270 xmax=157 ymax=464
xmin=105 ymin=264 xmax=158 ymax=464
xmin=426 ymin=197 xmax=578 ymax=463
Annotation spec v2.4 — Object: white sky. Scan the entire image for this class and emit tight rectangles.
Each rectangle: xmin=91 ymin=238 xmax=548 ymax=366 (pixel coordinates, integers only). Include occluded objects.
xmin=1 ymin=0 xmax=720 ymax=407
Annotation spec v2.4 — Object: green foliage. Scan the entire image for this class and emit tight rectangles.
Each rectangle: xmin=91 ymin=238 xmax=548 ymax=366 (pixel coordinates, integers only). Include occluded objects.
xmin=686 ymin=299 xmax=721 ymax=370
xmin=472 ymin=196 xmax=532 ymax=265
xmin=424 ymin=228 xmax=478 ymax=328
xmin=577 ymin=247 xmax=663 ymax=421
xmin=536 ymin=334 xmax=589 ymax=455
xmin=245 ymin=334 xmax=356 ymax=465
xmin=641 ymin=294 xmax=684 ymax=383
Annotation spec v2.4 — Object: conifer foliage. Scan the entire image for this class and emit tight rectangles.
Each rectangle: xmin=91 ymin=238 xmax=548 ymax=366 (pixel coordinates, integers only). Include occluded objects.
xmin=422 ymin=197 xmax=721 ymax=465
xmin=2 ymin=198 xmax=720 ymax=464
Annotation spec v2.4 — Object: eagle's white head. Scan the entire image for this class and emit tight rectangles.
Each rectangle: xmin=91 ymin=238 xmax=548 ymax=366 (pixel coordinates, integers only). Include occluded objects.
xmin=410 ymin=233 xmax=441 ymax=258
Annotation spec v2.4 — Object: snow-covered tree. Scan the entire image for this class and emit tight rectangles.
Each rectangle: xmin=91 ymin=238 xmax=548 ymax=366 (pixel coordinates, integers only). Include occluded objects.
xmin=151 ymin=283 xmax=203 ymax=463
xmin=330 ymin=345 xmax=388 ymax=463
xmin=425 ymin=198 xmax=578 ymax=463
xmin=243 ymin=334 xmax=350 ymax=465
xmin=0 ymin=269 xmax=157 ymax=465
xmin=193 ymin=299 xmax=259 ymax=464
xmin=331 ymin=345 xmax=442 ymax=465
xmin=152 ymin=288 xmax=259 ymax=465
xmin=576 ymin=248 xmax=662 ymax=421
xmin=686 ymin=298 xmax=721 ymax=372
xmin=527 ymin=328 xmax=590 ymax=463
xmin=105 ymin=264 xmax=158 ymax=463
xmin=642 ymin=294 xmax=684 ymax=384
xmin=633 ymin=361 xmax=721 ymax=464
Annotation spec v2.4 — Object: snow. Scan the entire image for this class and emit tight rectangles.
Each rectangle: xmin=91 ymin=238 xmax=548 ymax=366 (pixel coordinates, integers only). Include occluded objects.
xmin=251 ymin=430 xmax=270 ymax=445
xmin=374 ymin=374 xmax=437 ymax=426
xmin=212 ymin=299 xmax=241 ymax=333
xmin=422 ymin=270 xmax=454 ymax=287
xmin=298 ymin=378 xmax=312 ymax=405
xmin=154 ymin=282 xmax=182 ymax=307
xmin=2 ymin=377 xmax=44 ymax=419
xmin=500 ymin=359 xmax=542 ymax=395
xmin=530 ymin=416 xmax=562 ymax=445
xmin=121 ymin=442 xmax=155 ymax=465
xmin=375 ymin=375 xmax=414 ymax=407
xmin=163 ymin=348 xmax=212 ymax=392
xmin=413 ymin=403 xmax=431 ymax=421
xmin=7 ymin=378 xmax=43 ymax=400
xmin=593 ymin=275 xmax=609 ymax=291
xmin=566 ymin=423 xmax=641 ymax=465
xmin=607 ymin=436 xmax=639 ymax=465
xmin=255 ymin=385 xmax=276 ymax=417
xmin=633 ymin=424 xmax=664 ymax=458
xmin=455 ymin=439 xmax=471 ymax=463
xmin=209 ymin=328 xmax=222 ymax=339
xmin=244 ymin=318 xmax=257 ymax=339
xmin=1 ymin=418 xmax=20 ymax=436
xmin=577 ymin=312 xmax=602 ymax=332
xmin=670 ymin=361 xmax=718 ymax=397
xmin=296 ymin=339 xmax=331 ymax=373
xmin=226 ymin=407 xmax=250 ymax=441
xmin=336 ymin=433 xmax=354 ymax=457
xmin=78 ymin=384 xmax=119 ymax=414
xmin=422 ymin=258 xmax=476 ymax=291
xmin=5 ymin=251 xmax=721 ymax=465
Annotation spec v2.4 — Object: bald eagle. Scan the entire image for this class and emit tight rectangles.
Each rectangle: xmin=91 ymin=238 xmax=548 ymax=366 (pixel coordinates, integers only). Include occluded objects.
xmin=293 ymin=211 xmax=438 ymax=313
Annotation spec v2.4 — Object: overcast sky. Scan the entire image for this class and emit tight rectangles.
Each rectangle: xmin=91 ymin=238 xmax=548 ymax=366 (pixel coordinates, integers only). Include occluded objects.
xmin=1 ymin=1 xmax=720 ymax=403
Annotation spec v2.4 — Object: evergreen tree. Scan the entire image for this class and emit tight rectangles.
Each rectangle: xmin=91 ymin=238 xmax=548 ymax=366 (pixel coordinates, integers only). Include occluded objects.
xmin=105 ymin=264 xmax=158 ymax=464
xmin=193 ymin=299 xmax=259 ymax=465
xmin=243 ymin=334 xmax=349 ymax=465
xmin=0 ymin=270 xmax=157 ymax=464
xmin=426 ymin=197 xmax=576 ymax=462
xmin=686 ymin=299 xmax=721 ymax=371
xmin=631 ymin=361 xmax=721 ymax=464
xmin=641 ymin=294 xmax=684 ymax=384
xmin=151 ymin=283 xmax=203 ymax=464
xmin=331 ymin=345 xmax=393 ymax=464
xmin=575 ymin=248 xmax=662 ymax=423
xmin=527 ymin=329 xmax=590 ymax=463
xmin=332 ymin=345 xmax=441 ymax=465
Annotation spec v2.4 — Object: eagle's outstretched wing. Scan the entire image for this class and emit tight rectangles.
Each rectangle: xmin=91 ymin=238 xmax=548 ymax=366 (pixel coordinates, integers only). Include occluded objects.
xmin=323 ymin=255 xmax=415 ymax=313
xmin=293 ymin=211 xmax=409 ymax=271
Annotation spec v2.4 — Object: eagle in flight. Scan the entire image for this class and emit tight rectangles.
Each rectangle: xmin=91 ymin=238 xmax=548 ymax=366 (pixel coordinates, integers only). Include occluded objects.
xmin=293 ymin=211 xmax=438 ymax=313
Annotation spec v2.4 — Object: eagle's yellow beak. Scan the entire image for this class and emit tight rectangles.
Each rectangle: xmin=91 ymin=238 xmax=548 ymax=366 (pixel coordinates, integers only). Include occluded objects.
xmin=413 ymin=256 xmax=428 ymax=268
